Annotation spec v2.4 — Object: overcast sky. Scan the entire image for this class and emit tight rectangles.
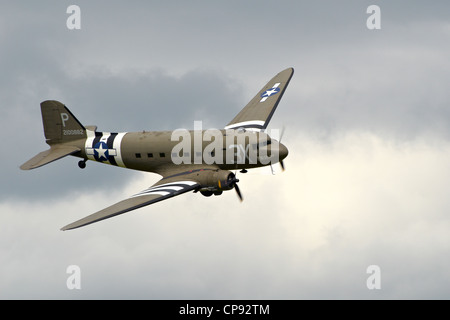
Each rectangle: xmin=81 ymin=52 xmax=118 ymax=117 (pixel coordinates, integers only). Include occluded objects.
xmin=1 ymin=1 xmax=450 ymax=299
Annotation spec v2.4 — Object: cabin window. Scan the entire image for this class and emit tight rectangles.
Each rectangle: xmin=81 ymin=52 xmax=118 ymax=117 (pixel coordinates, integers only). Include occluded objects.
xmin=160 ymin=152 xmax=165 ymax=158
xmin=147 ymin=153 xmax=153 ymax=158
xmin=135 ymin=153 xmax=141 ymax=158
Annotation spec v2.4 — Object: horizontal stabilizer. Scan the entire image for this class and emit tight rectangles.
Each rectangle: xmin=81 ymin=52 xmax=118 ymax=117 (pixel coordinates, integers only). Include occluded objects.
xmin=20 ymin=145 xmax=81 ymax=170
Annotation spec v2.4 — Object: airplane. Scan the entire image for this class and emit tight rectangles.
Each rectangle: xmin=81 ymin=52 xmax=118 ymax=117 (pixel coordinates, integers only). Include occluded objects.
xmin=21 ymin=67 xmax=293 ymax=230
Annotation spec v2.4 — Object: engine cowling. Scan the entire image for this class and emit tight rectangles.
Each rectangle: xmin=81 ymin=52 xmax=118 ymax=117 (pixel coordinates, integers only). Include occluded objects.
xmin=183 ymin=169 xmax=241 ymax=199
xmin=196 ymin=169 xmax=236 ymax=191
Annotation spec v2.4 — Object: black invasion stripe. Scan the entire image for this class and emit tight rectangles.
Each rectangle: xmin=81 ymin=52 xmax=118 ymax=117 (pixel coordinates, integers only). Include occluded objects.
xmin=92 ymin=132 xmax=102 ymax=149
xmin=107 ymin=132 xmax=118 ymax=166
xmin=91 ymin=132 xmax=103 ymax=162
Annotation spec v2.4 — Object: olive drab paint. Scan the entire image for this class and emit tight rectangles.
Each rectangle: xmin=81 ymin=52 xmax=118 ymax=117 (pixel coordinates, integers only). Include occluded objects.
xmin=21 ymin=68 xmax=293 ymax=230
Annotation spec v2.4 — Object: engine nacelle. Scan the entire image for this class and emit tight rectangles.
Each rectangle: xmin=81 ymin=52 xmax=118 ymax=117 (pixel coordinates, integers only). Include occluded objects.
xmin=194 ymin=169 xmax=237 ymax=196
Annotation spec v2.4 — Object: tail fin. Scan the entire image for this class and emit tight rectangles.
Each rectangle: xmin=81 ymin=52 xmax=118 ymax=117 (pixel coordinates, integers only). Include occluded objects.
xmin=20 ymin=101 xmax=86 ymax=170
xmin=41 ymin=100 xmax=86 ymax=145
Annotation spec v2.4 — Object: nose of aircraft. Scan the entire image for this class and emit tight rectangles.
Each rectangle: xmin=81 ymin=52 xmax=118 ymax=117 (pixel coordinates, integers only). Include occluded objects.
xmin=279 ymin=142 xmax=289 ymax=161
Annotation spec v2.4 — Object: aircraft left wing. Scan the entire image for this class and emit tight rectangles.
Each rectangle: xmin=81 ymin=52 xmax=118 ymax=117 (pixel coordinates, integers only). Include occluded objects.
xmin=61 ymin=176 xmax=200 ymax=230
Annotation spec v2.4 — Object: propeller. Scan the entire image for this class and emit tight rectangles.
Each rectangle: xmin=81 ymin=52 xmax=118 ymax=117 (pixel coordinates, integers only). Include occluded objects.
xmin=228 ymin=172 xmax=243 ymax=201
xmin=279 ymin=125 xmax=286 ymax=172
xmin=269 ymin=125 xmax=287 ymax=174
xmin=234 ymin=182 xmax=243 ymax=201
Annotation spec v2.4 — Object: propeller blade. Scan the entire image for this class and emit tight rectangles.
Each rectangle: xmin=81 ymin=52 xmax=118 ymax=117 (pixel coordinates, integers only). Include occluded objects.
xmin=279 ymin=125 xmax=286 ymax=142
xmin=234 ymin=181 xmax=243 ymax=201
xmin=279 ymin=125 xmax=286 ymax=172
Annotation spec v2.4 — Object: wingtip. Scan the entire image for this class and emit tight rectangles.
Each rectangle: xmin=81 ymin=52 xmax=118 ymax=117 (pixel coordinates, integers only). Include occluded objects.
xmin=285 ymin=67 xmax=294 ymax=74
xmin=277 ymin=67 xmax=294 ymax=78
xmin=60 ymin=221 xmax=83 ymax=231
xmin=60 ymin=223 xmax=81 ymax=231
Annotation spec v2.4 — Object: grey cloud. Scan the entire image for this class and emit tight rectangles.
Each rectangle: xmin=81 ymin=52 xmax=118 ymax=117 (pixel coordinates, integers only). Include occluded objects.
xmin=2 ymin=1 xmax=450 ymax=299
xmin=6 ymin=67 xmax=243 ymax=200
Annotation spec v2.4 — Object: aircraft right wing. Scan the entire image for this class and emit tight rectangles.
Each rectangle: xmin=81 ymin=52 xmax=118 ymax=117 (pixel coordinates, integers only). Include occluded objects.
xmin=224 ymin=67 xmax=294 ymax=131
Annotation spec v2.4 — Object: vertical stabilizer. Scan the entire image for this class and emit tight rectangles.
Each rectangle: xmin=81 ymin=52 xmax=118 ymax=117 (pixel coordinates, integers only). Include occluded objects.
xmin=20 ymin=101 xmax=86 ymax=170
xmin=41 ymin=100 xmax=86 ymax=145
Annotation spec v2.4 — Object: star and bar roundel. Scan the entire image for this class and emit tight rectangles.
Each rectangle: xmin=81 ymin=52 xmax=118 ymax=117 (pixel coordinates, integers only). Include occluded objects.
xmin=260 ymin=82 xmax=281 ymax=102
xmin=85 ymin=131 xmax=126 ymax=167
xmin=92 ymin=141 xmax=113 ymax=161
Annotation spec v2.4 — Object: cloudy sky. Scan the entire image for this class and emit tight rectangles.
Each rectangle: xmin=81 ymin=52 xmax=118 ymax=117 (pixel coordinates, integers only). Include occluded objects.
xmin=1 ymin=1 xmax=450 ymax=299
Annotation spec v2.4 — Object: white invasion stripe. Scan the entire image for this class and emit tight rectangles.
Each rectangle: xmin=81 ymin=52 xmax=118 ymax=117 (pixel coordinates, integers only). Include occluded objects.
xmin=157 ymin=181 xmax=198 ymax=187
xmin=113 ymin=132 xmax=127 ymax=167
xmin=242 ymin=127 xmax=261 ymax=132
xmin=150 ymin=185 xmax=184 ymax=192
xmin=133 ymin=190 xmax=171 ymax=198
xmin=134 ymin=185 xmax=183 ymax=197
xmin=273 ymin=82 xmax=281 ymax=88
xmin=131 ymin=181 xmax=197 ymax=198
xmin=224 ymin=120 xmax=265 ymax=130
xmin=85 ymin=129 xmax=96 ymax=161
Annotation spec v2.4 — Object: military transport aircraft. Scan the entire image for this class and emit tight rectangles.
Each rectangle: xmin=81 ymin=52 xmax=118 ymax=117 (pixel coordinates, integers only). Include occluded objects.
xmin=21 ymin=68 xmax=293 ymax=230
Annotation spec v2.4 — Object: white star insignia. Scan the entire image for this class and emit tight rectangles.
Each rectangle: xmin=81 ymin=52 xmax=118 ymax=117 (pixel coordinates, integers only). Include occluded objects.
xmin=263 ymin=88 xmax=278 ymax=97
xmin=95 ymin=144 xmax=108 ymax=160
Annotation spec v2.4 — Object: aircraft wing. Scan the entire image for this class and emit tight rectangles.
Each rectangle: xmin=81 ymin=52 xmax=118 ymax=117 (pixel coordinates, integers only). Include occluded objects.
xmin=61 ymin=174 xmax=201 ymax=230
xmin=225 ymin=67 xmax=294 ymax=131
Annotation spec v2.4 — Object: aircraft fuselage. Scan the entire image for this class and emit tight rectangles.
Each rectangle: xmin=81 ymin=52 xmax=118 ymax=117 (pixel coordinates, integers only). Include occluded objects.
xmin=69 ymin=129 xmax=288 ymax=175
